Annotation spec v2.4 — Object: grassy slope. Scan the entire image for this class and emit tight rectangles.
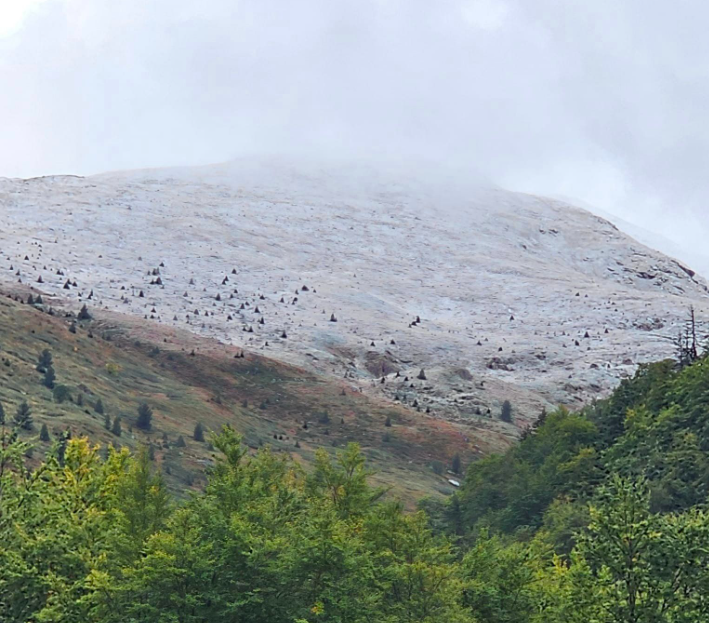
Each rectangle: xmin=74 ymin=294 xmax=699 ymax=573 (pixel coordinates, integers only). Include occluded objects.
xmin=0 ymin=291 xmax=507 ymax=503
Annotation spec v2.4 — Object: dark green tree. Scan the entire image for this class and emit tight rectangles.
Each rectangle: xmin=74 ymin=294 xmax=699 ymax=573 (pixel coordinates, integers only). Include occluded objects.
xmin=36 ymin=349 xmax=52 ymax=373
xmin=112 ymin=416 xmax=122 ymax=437
xmin=13 ymin=401 xmax=32 ymax=430
xmin=94 ymin=398 xmax=105 ymax=415
xmin=136 ymin=403 xmax=153 ymax=431
xmin=452 ymin=453 xmax=462 ymax=474
xmin=193 ymin=422 xmax=205 ymax=442
xmin=39 ymin=423 xmax=50 ymax=442
xmin=501 ymin=400 xmax=513 ymax=423
xmin=43 ymin=365 xmax=56 ymax=389
xmin=53 ymin=385 xmax=71 ymax=404
xmin=77 ymin=304 xmax=92 ymax=321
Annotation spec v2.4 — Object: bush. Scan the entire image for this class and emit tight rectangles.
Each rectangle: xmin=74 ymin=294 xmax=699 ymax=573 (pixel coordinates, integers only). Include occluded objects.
xmin=53 ymin=385 xmax=72 ymax=404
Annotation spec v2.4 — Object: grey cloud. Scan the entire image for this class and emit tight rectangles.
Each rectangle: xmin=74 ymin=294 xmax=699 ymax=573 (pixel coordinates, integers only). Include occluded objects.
xmin=1 ymin=0 xmax=707 ymax=256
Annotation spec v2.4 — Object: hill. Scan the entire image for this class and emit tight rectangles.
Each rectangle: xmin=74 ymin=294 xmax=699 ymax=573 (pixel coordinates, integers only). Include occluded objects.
xmin=2 ymin=159 xmax=708 ymax=431
xmin=0 ymin=289 xmax=502 ymax=501
xmin=5 ymin=352 xmax=709 ymax=622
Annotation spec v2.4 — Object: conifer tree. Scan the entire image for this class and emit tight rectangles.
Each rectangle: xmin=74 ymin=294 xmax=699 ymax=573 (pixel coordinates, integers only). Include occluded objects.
xmin=193 ymin=422 xmax=205 ymax=442
xmin=43 ymin=365 xmax=56 ymax=389
xmin=36 ymin=348 xmax=52 ymax=373
xmin=501 ymin=400 xmax=513 ymax=423
xmin=136 ymin=403 xmax=153 ymax=431
xmin=39 ymin=423 xmax=50 ymax=442
xmin=13 ymin=400 xmax=32 ymax=430
xmin=112 ymin=416 xmax=122 ymax=437
xmin=452 ymin=453 xmax=461 ymax=474
xmin=78 ymin=304 xmax=92 ymax=321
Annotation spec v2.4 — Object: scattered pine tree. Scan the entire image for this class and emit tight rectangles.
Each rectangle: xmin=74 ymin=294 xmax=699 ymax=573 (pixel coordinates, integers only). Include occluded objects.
xmin=136 ymin=403 xmax=153 ymax=431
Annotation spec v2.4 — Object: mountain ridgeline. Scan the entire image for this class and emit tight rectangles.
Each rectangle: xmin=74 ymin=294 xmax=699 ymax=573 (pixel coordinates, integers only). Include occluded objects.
xmin=4 ymin=343 xmax=709 ymax=621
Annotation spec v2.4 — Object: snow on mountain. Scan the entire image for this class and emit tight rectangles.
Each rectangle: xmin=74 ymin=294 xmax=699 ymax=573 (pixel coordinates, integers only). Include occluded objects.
xmin=1 ymin=158 xmax=707 ymax=427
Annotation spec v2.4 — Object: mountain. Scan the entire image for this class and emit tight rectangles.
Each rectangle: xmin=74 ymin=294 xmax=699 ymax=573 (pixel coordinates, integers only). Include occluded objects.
xmin=0 ymin=291 xmax=486 ymax=501
xmin=1 ymin=158 xmax=707 ymax=435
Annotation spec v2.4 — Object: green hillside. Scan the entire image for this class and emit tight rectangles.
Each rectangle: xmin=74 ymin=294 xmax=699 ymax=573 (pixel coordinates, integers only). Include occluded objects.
xmin=0 ymin=290 xmax=484 ymax=501
xmin=5 ymin=289 xmax=709 ymax=622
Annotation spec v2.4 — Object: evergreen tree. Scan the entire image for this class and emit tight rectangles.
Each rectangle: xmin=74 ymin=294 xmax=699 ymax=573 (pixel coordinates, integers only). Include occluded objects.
xmin=43 ymin=365 xmax=56 ymax=389
xmin=36 ymin=349 xmax=52 ymax=373
xmin=104 ymin=413 xmax=111 ymax=431
xmin=0 ymin=399 xmax=4 ymax=425
xmin=77 ymin=304 xmax=92 ymax=321
xmin=175 ymin=435 xmax=186 ymax=447
xmin=112 ymin=416 xmax=122 ymax=437
xmin=193 ymin=422 xmax=205 ymax=442
xmin=94 ymin=398 xmax=105 ymax=414
xmin=39 ymin=423 xmax=50 ymax=442
xmin=452 ymin=453 xmax=461 ymax=474
xmin=13 ymin=401 xmax=32 ymax=430
xmin=501 ymin=400 xmax=513 ymax=423
xmin=385 ymin=416 xmax=392 ymax=427
xmin=136 ymin=403 xmax=153 ymax=431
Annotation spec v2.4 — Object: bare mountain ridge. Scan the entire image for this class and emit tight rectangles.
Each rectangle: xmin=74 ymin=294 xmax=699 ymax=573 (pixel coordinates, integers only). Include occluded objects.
xmin=1 ymin=159 xmax=707 ymax=428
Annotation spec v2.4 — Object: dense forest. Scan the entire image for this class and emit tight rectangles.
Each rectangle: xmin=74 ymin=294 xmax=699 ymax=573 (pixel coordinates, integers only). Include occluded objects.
xmin=3 ymin=351 xmax=709 ymax=621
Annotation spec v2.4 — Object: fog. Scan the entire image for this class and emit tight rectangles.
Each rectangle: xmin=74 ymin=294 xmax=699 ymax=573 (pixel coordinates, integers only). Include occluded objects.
xmin=1 ymin=0 xmax=708 ymax=272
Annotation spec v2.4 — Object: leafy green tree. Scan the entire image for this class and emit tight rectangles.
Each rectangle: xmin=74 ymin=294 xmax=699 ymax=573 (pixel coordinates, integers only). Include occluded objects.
xmin=563 ymin=477 xmax=709 ymax=623
xmin=461 ymin=531 xmax=546 ymax=623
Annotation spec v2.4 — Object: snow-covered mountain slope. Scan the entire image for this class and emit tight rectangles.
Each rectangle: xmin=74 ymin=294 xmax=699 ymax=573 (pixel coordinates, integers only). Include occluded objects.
xmin=1 ymin=159 xmax=707 ymax=428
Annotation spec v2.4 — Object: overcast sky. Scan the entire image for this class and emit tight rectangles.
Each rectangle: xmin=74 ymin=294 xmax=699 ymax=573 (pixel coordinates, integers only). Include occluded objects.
xmin=1 ymin=0 xmax=708 ymax=269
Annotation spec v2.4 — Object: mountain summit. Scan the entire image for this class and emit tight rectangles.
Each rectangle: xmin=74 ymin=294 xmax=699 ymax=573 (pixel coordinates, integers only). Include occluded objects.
xmin=1 ymin=159 xmax=707 ymax=428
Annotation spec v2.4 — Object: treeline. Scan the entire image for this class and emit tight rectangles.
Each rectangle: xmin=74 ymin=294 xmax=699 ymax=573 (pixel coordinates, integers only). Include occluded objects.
xmin=4 ymin=356 xmax=709 ymax=621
